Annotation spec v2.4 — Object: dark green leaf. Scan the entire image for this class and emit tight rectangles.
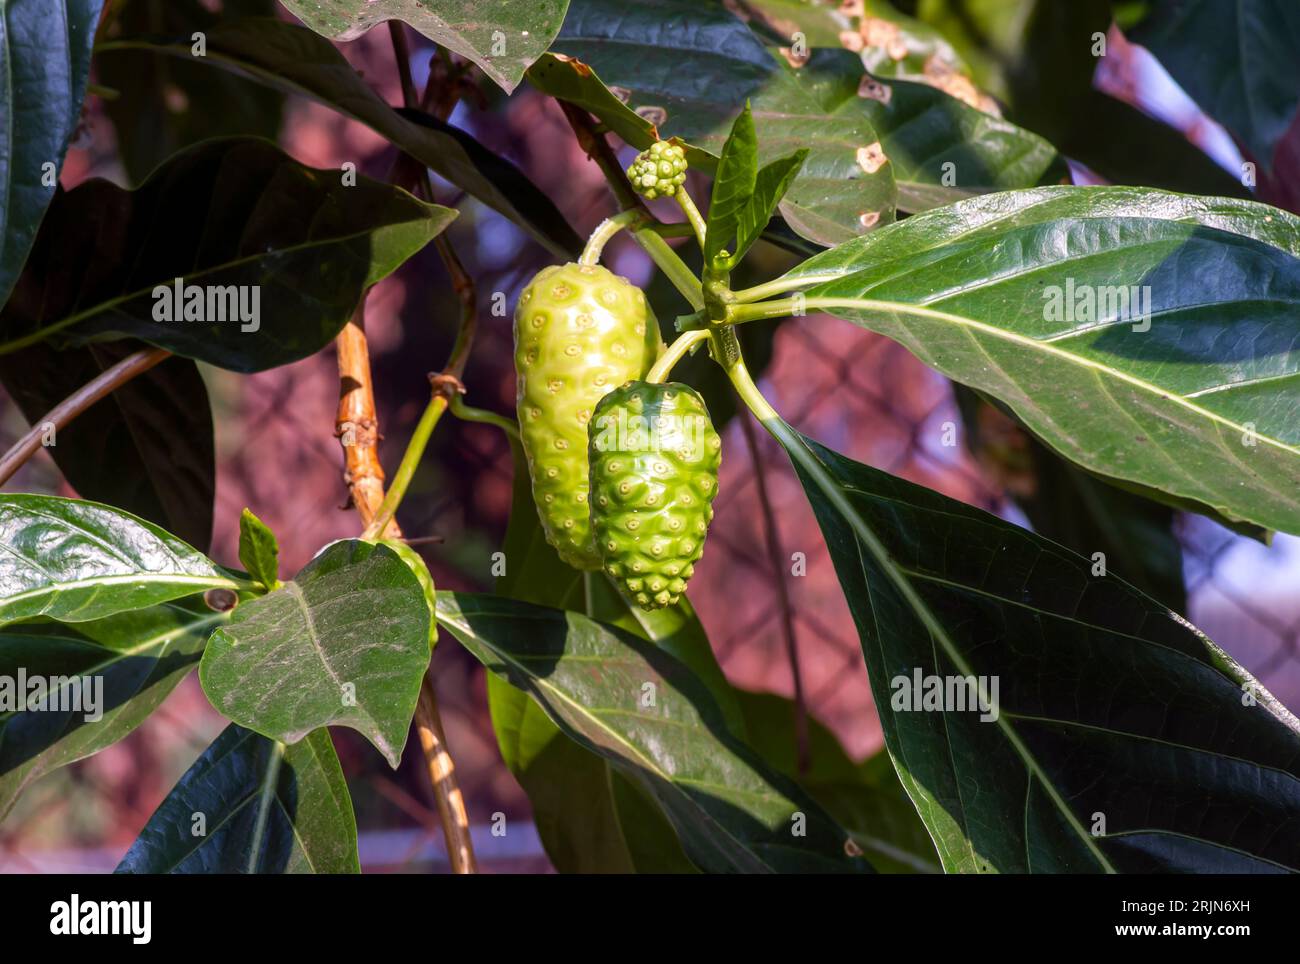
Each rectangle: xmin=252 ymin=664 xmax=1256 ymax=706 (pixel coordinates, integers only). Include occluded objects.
xmin=0 ymin=0 xmax=102 ymax=310
xmin=0 ymin=137 xmax=453 ymax=372
xmin=238 ymin=508 xmax=280 ymax=590
xmin=99 ymin=19 xmax=581 ymax=257
xmin=707 ymin=104 xmax=760 ymax=265
xmin=200 ymin=540 xmax=431 ymax=768
xmin=776 ymin=185 xmax=1300 ymax=535
xmin=733 ymin=689 xmax=940 ymax=873
xmin=0 ymin=494 xmax=234 ymax=625
xmin=0 ymin=597 xmax=223 ymax=820
xmin=1132 ymin=0 xmax=1300 ymax=171
xmin=278 ymin=0 xmax=569 ymax=93
xmin=116 ymin=724 xmax=359 ymax=873
xmin=782 ymin=428 xmax=1300 ymax=872
xmin=96 ymin=0 xmax=284 ymax=184
xmin=0 ymin=340 xmax=215 ymax=549
xmin=438 ymin=591 xmax=869 ymax=873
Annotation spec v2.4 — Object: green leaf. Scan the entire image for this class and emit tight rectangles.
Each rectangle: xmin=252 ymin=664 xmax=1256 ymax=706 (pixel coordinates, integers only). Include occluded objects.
xmin=773 ymin=185 xmax=1300 ymax=535
xmin=438 ymin=591 xmax=870 ymax=873
xmin=733 ymin=689 xmax=940 ymax=874
xmin=1132 ymin=0 xmax=1300 ymax=171
xmin=780 ymin=428 xmax=1300 ymax=872
xmin=278 ymin=0 xmax=569 ymax=94
xmin=0 ymin=340 xmax=215 ymax=549
xmin=199 ymin=539 xmax=431 ymax=768
xmin=0 ymin=137 xmax=454 ymax=372
xmin=96 ymin=0 xmax=284 ymax=184
xmin=0 ymin=494 xmax=235 ymax=626
xmin=538 ymin=0 xmax=898 ymax=247
xmin=733 ymin=150 xmax=807 ymax=263
xmin=707 ymin=104 xmax=760 ymax=265
xmin=238 ymin=509 xmax=280 ymax=591
xmin=0 ymin=596 xmax=224 ymax=820
xmin=0 ymin=0 xmax=102 ymax=310
xmin=116 ymin=724 xmax=359 ymax=873
xmin=97 ymin=18 xmax=581 ymax=257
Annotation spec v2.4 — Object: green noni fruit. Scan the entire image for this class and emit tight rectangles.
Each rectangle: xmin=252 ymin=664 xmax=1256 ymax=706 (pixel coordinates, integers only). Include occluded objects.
xmin=588 ymin=381 xmax=721 ymax=610
xmin=514 ymin=263 xmax=661 ymax=569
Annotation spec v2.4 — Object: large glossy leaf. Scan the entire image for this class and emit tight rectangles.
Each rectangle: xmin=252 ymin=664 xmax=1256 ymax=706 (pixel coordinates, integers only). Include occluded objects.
xmin=0 ymin=340 xmax=215 ymax=549
xmin=278 ymin=0 xmax=568 ymax=94
xmin=0 ymin=494 xmax=235 ymax=625
xmin=0 ymin=137 xmax=454 ymax=373
xmin=200 ymin=540 xmax=430 ymax=768
xmin=780 ymin=428 xmax=1300 ymax=872
xmin=96 ymin=0 xmax=284 ymax=184
xmin=768 ymin=185 xmax=1300 ymax=535
xmin=0 ymin=0 xmax=102 ymax=310
xmin=0 ymin=596 xmax=224 ymax=820
xmin=98 ymin=19 xmax=580 ymax=257
xmin=439 ymin=591 xmax=868 ymax=873
xmin=537 ymin=0 xmax=898 ymax=246
xmin=116 ymin=724 xmax=359 ymax=873
xmin=1132 ymin=0 xmax=1300 ymax=171
xmin=734 ymin=689 xmax=940 ymax=874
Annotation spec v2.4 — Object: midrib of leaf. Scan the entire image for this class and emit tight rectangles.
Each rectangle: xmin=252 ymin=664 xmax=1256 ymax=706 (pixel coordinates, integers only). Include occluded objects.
xmin=784 ymin=430 xmax=1116 ymax=872
xmin=247 ymin=739 xmax=285 ymax=873
xmin=800 ymin=296 xmax=1300 ymax=462
xmin=0 ymin=608 xmax=224 ymax=722
xmin=438 ymin=604 xmax=784 ymax=872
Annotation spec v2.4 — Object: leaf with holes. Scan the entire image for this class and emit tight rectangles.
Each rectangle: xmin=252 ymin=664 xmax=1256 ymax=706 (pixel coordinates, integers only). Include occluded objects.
xmin=199 ymin=540 xmax=431 ymax=768
xmin=117 ymin=724 xmax=358 ymax=873
xmin=765 ymin=186 xmax=1300 ymax=535
xmin=781 ymin=428 xmax=1300 ymax=872
xmin=0 ymin=596 xmax=225 ymax=819
xmin=439 ymin=591 xmax=868 ymax=873
xmin=0 ymin=494 xmax=235 ymax=626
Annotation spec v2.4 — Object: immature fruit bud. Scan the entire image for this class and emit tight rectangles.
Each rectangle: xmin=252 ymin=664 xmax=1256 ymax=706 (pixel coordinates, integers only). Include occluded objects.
xmin=515 ymin=263 xmax=660 ymax=569
xmin=588 ymin=381 xmax=721 ymax=610
xmin=626 ymin=141 xmax=688 ymax=200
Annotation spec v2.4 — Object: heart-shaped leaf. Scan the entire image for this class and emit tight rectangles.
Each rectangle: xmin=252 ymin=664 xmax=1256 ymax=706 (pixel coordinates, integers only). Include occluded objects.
xmin=0 ymin=596 xmax=225 ymax=819
xmin=1132 ymin=0 xmax=1300 ymax=171
xmin=778 ymin=426 xmax=1300 ymax=872
xmin=0 ymin=340 xmax=215 ymax=549
xmin=0 ymin=0 xmax=102 ymax=310
xmin=761 ymin=185 xmax=1300 ymax=535
xmin=116 ymin=724 xmax=359 ymax=873
xmin=200 ymin=540 xmax=431 ymax=768
xmin=0 ymin=137 xmax=454 ymax=372
xmin=0 ymin=494 xmax=235 ymax=626
xmin=278 ymin=0 xmax=569 ymax=94
xmin=98 ymin=19 xmax=580 ymax=257
xmin=438 ymin=591 xmax=869 ymax=873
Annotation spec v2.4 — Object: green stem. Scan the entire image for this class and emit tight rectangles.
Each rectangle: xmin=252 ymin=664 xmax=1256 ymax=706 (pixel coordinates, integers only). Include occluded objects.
xmin=646 ymin=329 xmax=709 ymax=383
xmin=675 ymin=190 xmax=708 ymax=253
xmin=730 ymin=273 xmax=841 ymax=304
xmin=448 ymin=394 xmax=521 ymax=441
xmin=580 ymin=210 xmax=647 ymax=266
xmin=362 ymin=394 xmax=448 ymax=540
xmin=631 ymin=228 xmax=705 ymax=310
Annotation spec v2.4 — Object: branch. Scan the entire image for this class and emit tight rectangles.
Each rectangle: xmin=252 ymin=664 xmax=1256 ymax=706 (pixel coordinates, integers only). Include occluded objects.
xmin=739 ymin=411 xmax=810 ymax=774
xmin=415 ymin=672 xmax=476 ymax=874
xmin=0 ymin=347 xmax=170 ymax=486
xmin=335 ymin=300 xmax=399 ymax=537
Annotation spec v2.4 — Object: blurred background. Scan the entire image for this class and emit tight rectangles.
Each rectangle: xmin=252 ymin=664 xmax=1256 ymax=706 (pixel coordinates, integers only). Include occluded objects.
xmin=1 ymin=7 xmax=1297 ymax=872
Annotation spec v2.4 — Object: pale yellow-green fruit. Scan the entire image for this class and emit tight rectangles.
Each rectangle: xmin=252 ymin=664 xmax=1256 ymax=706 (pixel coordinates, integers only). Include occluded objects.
xmin=514 ymin=263 xmax=661 ymax=569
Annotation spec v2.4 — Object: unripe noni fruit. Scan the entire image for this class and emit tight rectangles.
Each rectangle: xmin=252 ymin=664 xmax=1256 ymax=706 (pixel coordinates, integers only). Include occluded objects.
xmin=626 ymin=141 xmax=688 ymax=200
xmin=588 ymin=381 xmax=721 ymax=610
xmin=515 ymin=263 xmax=661 ymax=569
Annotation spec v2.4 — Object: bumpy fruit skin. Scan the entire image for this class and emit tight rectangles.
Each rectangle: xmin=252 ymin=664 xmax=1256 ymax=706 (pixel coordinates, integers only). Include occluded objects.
xmin=515 ymin=263 xmax=660 ymax=570
xmin=588 ymin=381 xmax=721 ymax=610
xmin=626 ymin=141 xmax=688 ymax=200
